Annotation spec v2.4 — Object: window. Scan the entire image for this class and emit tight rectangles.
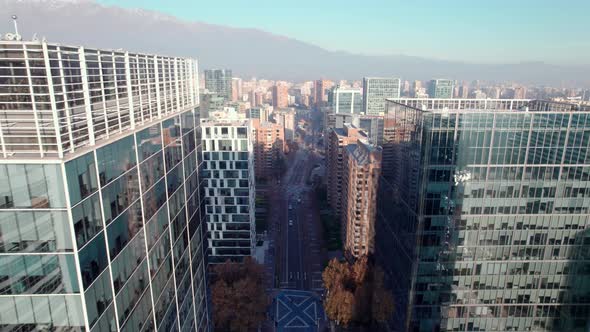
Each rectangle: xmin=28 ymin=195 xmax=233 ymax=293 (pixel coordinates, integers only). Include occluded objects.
xmin=96 ymin=135 xmax=137 ymax=186
xmin=0 ymin=164 xmax=66 ymax=209
xmin=65 ymin=153 xmax=98 ymax=205
xmin=136 ymin=123 xmax=162 ymax=161
xmin=72 ymin=194 xmax=103 ymax=248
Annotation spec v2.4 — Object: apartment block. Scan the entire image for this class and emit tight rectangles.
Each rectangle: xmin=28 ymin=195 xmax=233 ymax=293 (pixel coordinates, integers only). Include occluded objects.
xmin=272 ymin=84 xmax=289 ymax=109
xmin=274 ymin=109 xmax=296 ymax=141
xmin=200 ymin=113 xmax=256 ymax=263
xmin=252 ymin=121 xmax=285 ymax=180
xmin=0 ymin=40 xmax=209 ymax=331
xmin=314 ymin=79 xmax=329 ymax=108
xmin=326 ymin=124 xmax=367 ymax=216
xmin=341 ymin=139 xmax=381 ymax=259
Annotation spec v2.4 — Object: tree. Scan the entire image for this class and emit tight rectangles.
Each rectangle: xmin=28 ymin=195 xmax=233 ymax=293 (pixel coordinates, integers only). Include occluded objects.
xmin=211 ymin=257 xmax=268 ymax=332
xmin=323 ymin=259 xmax=355 ymax=326
xmin=322 ymin=256 xmax=395 ymax=330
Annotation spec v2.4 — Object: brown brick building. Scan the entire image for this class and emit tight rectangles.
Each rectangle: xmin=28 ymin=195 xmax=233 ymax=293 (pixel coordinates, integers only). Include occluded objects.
xmin=272 ymin=84 xmax=289 ymax=109
xmin=252 ymin=120 xmax=285 ymax=180
xmin=326 ymin=124 xmax=367 ymax=214
xmin=341 ymin=139 xmax=382 ymax=258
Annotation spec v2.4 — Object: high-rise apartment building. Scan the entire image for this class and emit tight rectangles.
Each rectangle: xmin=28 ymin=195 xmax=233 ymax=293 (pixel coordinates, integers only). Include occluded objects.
xmin=231 ymin=77 xmax=242 ymax=102
xmin=459 ymin=85 xmax=470 ymax=98
xmin=252 ymin=121 xmax=285 ymax=180
xmin=324 ymin=112 xmax=384 ymax=146
xmin=200 ymin=113 xmax=256 ymax=263
xmin=341 ymin=139 xmax=381 ymax=259
xmin=377 ymin=99 xmax=590 ymax=332
xmin=362 ymin=77 xmax=401 ymax=115
xmin=332 ymin=86 xmax=362 ymax=114
xmin=0 ymin=40 xmax=209 ymax=331
xmin=274 ymin=109 xmax=296 ymax=142
xmin=428 ymin=79 xmax=455 ymax=99
xmin=513 ymin=86 xmax=527 ymax=99
xmin=272 ymin=84 xmax=289 ymax=109
xmin=326 ymin=124 xmax=367 ymax=216
xmin=314 ymin=79 xmax=329 ymax=108
xmin=204 ymin=69 xmax=232 ymax=100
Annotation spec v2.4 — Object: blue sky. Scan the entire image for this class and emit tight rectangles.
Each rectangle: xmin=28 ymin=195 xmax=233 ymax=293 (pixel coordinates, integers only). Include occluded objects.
xmin=97 ymin=0 xmax=589 ymax=65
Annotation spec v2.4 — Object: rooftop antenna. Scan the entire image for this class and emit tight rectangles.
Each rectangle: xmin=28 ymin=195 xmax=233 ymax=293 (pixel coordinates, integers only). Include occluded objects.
xmin=11 ymin=15 xmax=19 ymax=36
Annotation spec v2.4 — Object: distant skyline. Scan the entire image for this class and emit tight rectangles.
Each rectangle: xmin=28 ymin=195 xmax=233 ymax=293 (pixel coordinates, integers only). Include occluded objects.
xmin=97 ymin=0 xmax=590 ymax=65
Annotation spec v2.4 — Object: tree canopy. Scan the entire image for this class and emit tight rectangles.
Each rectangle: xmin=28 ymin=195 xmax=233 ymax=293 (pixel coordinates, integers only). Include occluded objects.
xmin=211 ymin=257 xmax=269 ymax=332
xmin=322 ymin=256 xmax=394 ymax=329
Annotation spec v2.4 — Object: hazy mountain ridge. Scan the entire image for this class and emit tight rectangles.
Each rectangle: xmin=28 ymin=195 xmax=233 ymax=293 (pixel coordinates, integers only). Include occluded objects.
xmin=1 ymin=0 xmax=589 ymax=87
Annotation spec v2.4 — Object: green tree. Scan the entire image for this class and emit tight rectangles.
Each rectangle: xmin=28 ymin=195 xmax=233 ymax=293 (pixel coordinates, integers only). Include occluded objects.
xmin=211 ymin=257 xmax=268 ymax=332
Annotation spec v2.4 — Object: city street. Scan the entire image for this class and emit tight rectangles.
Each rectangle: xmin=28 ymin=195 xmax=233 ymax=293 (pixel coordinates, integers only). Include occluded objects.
xmin=269 ymin=112 xmax=326 ymax=292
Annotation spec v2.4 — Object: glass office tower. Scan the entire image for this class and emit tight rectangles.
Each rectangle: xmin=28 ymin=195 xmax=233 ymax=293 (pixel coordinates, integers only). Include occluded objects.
xmin=362 ymin=77 xmax=401 ymax=116
xmin=376 ymin=100 xmax=590 ymax=332
xmin=0 ymin=40 xmax=209 ymax=331
xmin=203 ymin=69 xmax=232 ymax=101
xmin=428 ymin=79 xmax=455 ymax=99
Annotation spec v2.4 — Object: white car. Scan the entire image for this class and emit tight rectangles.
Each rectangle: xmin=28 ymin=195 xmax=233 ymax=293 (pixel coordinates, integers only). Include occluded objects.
xmin=288 ymin=204 xmax=293 ymax=210
xmin=289 ymin=220 xmax=293 ymax=226
xmin=297 ymin=198 xmax=301 ymax=203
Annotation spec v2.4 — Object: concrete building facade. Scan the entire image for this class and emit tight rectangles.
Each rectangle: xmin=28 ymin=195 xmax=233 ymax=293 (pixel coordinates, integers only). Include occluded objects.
xmin=200 ymin=114 xmax=256 ymax=263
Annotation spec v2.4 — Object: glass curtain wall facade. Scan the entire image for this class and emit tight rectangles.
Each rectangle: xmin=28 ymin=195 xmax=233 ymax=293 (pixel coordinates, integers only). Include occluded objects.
xmin=428 ymin=79 xmax=455 ymax=99
xmin=332 ymin=87 xmax=362 ymax=114
xmin=376 ymin=100 xmax=590 ymax=332
xmin=362 ymin=77 xmax=401 ymax=116
xmin=0 ymin=41 xmax=209 ymax=331
xmin=203 ymin=69 xmax=232 ymax=101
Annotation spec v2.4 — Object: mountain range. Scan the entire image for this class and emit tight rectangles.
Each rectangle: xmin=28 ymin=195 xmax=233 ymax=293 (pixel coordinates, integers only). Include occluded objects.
xmin=1 ymin=0 xmax=589 ymax=87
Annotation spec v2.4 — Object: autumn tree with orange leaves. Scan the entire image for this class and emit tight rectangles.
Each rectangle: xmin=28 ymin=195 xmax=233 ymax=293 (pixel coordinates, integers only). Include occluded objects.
xmin=322 ymin=256 xmax=394 ymax=330
xmin=211 ymin=257 xmax=269 ymax=332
